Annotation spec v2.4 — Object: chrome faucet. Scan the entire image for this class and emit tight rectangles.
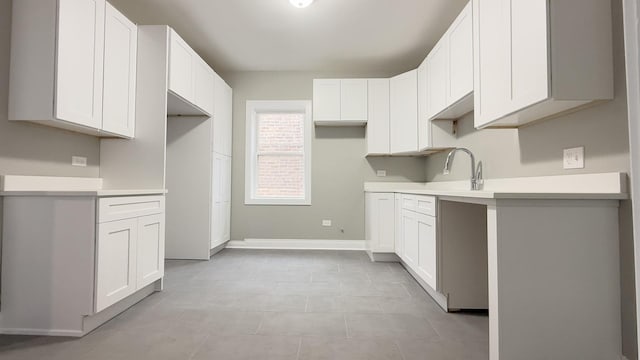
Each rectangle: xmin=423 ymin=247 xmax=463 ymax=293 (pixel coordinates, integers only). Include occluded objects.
xmin=443 ymin=148 xmax=483 ymax=190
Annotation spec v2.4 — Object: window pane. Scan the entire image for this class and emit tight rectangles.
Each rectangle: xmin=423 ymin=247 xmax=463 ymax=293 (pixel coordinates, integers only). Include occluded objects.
xmin=256 ymin=155 xmax=304 ymax=198
xmin=257 ymin=113 xmax=304 ymax=153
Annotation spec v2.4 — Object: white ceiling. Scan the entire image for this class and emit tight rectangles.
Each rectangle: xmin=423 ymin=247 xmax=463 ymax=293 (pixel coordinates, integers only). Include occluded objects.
xmin=108 ymin=0 xmax=469 ymax=74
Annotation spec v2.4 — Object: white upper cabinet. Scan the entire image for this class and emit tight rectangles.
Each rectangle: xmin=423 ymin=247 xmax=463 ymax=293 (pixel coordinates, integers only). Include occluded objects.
xmin=425 ymin=1 xmax=474 ymax=121
xmin=102 ymin=2 xmax=137 ymax=138
xmin=473 ymin=0 xmax=613 ymax=128
xmin=426 ymin=39 xmax=448 ymax=119
xmin=9 ymin=0 xmax=138 ymax=138
xmin=446 ymin=2 xmax=474 ymax=107
xmin=390 ymin=70 xmax=418 ymax=154
xmin=313 ymin=79 xmax=368 ymax=126
xmin=56 ymin=0 xmax=105 ymax=130
xmin=194 ymin=58 xmax=215 ymax=117
xmin=340 ymin=80 xmax=368 ymax=121
xmin=168 ymin=30 xmax=194 ymax=103
xmin=167 ymin=28 xmax=215 ymax=117
xmin=366 ymin=79 xmax=391 ymax=155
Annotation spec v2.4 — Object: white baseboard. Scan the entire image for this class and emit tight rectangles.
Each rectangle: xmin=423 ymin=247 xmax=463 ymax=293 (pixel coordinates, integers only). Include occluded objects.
xmin=0 ymin=328 xmax=84 ymax=337
xmin=226 ymin=238 xmax=366 ymax=251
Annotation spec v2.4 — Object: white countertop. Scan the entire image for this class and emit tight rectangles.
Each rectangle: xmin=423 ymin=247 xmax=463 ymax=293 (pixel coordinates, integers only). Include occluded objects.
xmin=0 ymin=175 xmax=166 ymax=197
xmin=365 ymin=172 xmax=628 ymax=200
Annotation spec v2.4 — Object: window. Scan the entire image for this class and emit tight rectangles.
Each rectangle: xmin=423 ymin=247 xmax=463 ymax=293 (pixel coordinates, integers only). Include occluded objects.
xmin=245 ymin=100 xmax=312 ymax=205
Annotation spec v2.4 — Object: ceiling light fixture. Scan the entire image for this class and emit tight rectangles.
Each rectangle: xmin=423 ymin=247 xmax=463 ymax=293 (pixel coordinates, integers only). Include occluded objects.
xmin=289 ymin=0 xmax=314 ymax=8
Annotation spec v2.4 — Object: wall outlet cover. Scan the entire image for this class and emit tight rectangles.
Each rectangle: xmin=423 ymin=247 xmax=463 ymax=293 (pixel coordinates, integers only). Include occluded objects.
xmin=72 ymin=156 xmax=87 ymax=167
xmin=322 ymin=220 xmax=332 ymax=227
xmin=376 ymin=170 xmax=387 ymax=177
xmin=563 ymin=147 xmax=584 ymax=169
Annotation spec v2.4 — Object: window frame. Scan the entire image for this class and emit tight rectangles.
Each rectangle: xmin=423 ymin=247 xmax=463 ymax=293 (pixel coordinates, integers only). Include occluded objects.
xmin=244 ymin=100 xmax=312 ymax=206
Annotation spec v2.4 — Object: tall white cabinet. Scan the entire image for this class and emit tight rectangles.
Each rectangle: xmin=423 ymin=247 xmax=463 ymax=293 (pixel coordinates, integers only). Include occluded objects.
xmin=166 ymin=71 xmax=233 ymax=260
xmin=212 ymin=74 xmax=233 ymax=250
xmin=9 ymin=0 xmax=137 ymax=138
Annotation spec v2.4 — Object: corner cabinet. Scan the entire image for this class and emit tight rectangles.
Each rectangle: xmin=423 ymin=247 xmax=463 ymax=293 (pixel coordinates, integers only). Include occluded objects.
xmin=313 ymin=79 xmax=368 ymax=126
xmin=9 ymin=0 xmax=137 ymax=138
xmin=473 ymin=0 xmax=613 ymax=128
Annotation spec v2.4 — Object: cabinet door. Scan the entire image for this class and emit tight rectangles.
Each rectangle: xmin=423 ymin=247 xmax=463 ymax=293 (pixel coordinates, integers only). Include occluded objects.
xmin=366 ymin=79 xmax=390 ymax=154
xmin=211 ymin=152 xmax=225 ymax=248
xmin=169 ymin=30 xmax=194 ymax=102
xmin=426 ymin=39 xmax=449 ymax=118
xmin=394 ymin=194 xmax=403 ymax=259
xmin=95 ymin=218 xmax=137 ymax=312
xmin=340 ymin=79 xmax=368 ymax=121
xmin=55 ymin=0 xmax=105 ymax=129
xmin=213 ymin=74 xmax=233 ymax=156
xmin=402 ymin=209 xmax=419 ymax=270
xmin=417 ymin=59 xmax=430 ymax=150
xmin=473 ymin=0 xmax=511 ymax=127
xmin=390 ymin=70 xmax=418 ymax=154
xmin=313 ymin=79 xmax=341 ymax=121
xmin=223 ymin=155 xmax=232 ymax=241
xmin=416 ymin=213 xmax=437 ymax=290
xmin=224 ymin=84 xmax=234 ymax=156
xmin=510 ymin=0 xmax=549 ymax=111
xmin=102 ymin=2 xmax=137 ymax=138
xmin=137 ymin=214 xmax=165 ymax=289
xmin=194 ymin=59 xmax=215 ymax=116
xmin=448 ymin=2 xmax=474 ymax=106
xmin=372 ymin=193 xmax=395 ymax=253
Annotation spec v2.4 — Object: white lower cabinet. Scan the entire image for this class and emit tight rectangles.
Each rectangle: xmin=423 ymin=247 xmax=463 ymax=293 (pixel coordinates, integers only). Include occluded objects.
xmin=137 ymin=214 xmax=165 ymax=288
xmin=365 ymin=192 xmax=395 ymax=253
xmin=95 ymin=196 xmax=165 ymax=313
xmin=416 ymin=212 xmax=437 ymax=290
xmin=401 ymin=194 xmax=438 ymax=292
xmin=96 ymin=218 xmax=138 ymax=312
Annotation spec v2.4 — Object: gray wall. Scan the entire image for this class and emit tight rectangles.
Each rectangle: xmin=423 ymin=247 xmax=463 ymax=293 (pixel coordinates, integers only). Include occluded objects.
xmin=225 ymin=71 xmax=427 ymax=241
xmin=424 ymin=0 xmax=637 ymax=358
xmin=0 ymin=0 xmax=100 ymax=178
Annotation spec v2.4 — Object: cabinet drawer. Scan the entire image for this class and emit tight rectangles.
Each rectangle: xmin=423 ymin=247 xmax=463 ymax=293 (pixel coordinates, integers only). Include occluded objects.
xmin=98 ymin=195 xmax=165 ymax=223
xmin=400 ymin=194 xmax=436 ymax=216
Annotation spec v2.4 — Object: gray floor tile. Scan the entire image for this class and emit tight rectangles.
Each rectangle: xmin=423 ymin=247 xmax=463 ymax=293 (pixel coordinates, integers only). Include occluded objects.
xmin=395 ymin=338 xmax=489 ymax=360
xmin=346 ymin=313 xmax=439 ymax=340
xmin=257 ymin=312 xmax=348 ymax=337
xmin=306 ymin=296 xmax=383 ymax=313
xmin=298 ymin=336 xmax=403 ymax=360
xmin=191 ymin=335 xmax=301 ymax=360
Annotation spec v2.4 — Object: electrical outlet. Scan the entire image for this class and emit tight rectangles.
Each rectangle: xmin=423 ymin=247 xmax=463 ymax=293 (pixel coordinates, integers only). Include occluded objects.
xmin=563 ymin=147 xmax=584 ymax=169
xmin=322 ymin=220 xmax=332 ymax=227
xmin=72 ymin=156 xmax=87 ymax=167
xmin=376 ymin=170 xmax=387 ymax=177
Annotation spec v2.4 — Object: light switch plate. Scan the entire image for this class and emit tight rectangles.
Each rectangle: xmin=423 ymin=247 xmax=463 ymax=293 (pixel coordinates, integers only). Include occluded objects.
xmin=376 ymin=170 xmax=387 ymax=177
xmin=563 ymin=147 xmax=584 ymax=169
xmin=322 ymin=220 xmax=332 ymax=227
xmin=72 ymin=156 xmax=87 ymax=167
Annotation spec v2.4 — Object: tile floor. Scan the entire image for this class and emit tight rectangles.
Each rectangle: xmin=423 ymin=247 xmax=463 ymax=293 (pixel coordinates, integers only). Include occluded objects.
xmin=0 ymin=249 xmax=489 ymax=359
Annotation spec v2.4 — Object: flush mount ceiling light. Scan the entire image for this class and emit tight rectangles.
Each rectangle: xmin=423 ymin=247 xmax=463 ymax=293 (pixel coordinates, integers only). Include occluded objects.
xmin=290 ymin=0 xmax=314 ymax=8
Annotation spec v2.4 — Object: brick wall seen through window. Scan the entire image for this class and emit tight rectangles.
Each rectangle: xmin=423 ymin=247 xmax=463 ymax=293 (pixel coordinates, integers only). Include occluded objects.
xmin=255 ymin=113 xmax=305 ymax=198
